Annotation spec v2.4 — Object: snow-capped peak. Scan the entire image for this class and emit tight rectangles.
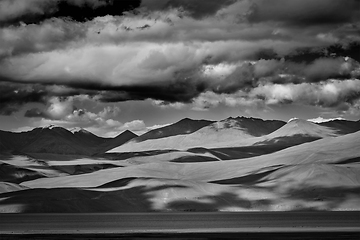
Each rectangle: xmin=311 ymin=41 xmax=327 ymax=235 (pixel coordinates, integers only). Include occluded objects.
xmin=69 ymin=127 xmax=91 ymax=134
xmin=287 ymin=117 xmax=299 ymax=123
xmin=43 ymin=125 xmax=56 ymax=130
xmin=307 ymin=117 xmax=345 ymax=123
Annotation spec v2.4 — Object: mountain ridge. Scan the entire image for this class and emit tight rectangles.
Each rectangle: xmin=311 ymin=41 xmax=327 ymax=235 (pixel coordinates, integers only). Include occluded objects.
xmin=1 ymin=117 xmax=360 ymax=155
xmin=108 ymin=117 xmax=360 ymax=152
xmin=108 ymin=117 xmax=287 ymax=152
xmin=131 ymin=118 xmax=214 ymax=143
xmin=0 ymin=127 xmax=137 ymax=155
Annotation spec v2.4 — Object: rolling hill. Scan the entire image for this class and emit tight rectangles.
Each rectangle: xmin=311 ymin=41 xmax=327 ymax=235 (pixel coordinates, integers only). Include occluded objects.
xmin=108 ymin=117 xmax=286 ymax=152
xmin=2 ymin=117 xmax=359 ymax=157
xmin=1 ymin=116 xmax=360 ymax=212
xmin=130 ymin=118 xmax=214 ymax=142
xmin=266 ymin=118 xmax=340 ymax=138
xmin=12 ymin=130 xmax=360 ymax=212
xmin=0 ymin=126 xmax=137 ymax=155
xmin=318 ymin=119 xmax=360 ymax=135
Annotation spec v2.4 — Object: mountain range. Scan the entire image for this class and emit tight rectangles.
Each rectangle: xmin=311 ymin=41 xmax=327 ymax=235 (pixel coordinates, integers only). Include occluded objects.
xmin=1 ymin=117 xmax=360 ymax=156
xmin=108 ymin=117 xmax=360 ymax=153
xmin=1 ymin=116 xmax=360 ymax=212
xmin=0 ymin=126 xmax=137 ymax=156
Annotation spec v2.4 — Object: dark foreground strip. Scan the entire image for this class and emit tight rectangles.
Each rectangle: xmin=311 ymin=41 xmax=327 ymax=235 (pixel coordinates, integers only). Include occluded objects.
xmin=1 ymin=232 xmax=360 ymax=240
xmin=0 ymin=212 xmax=359 ymax=238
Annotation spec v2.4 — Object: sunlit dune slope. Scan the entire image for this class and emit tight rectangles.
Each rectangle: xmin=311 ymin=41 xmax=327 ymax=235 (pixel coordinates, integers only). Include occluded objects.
xmin=263 ymin=163 xmax=360 ymax=188
xmin=132 ymin=118 xmax=214 ymax=142
xmin=24 ymin=130 xmax=360 ymax=189
xmin=108 ymin=118 xmax=340 ymax=152
xmin=0 ymin=151 xmax=219 ymax=190
xmin=0 ymin=162 xmax=66 ymax=184
xmin=266 ymin=118 xmax=339 ymax=138
xmin=0 ymin=182 xmax=28 ymax=194
xmin=108 ymin=117 xmax=286 ymax=152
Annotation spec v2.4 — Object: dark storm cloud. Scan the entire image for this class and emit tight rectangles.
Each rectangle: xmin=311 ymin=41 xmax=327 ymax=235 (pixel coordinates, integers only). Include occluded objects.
xmin=24 ymin=107 xmax=48 ymax=118
xmin=140 ymin=0 xmax=236 ymax=19
xmin=0 ymin=81 xmax=99 ymax=115
xmin=0 ymin=0 xmax=141 ymax=26
xmin=1 ymin=52 xmax=359 ymax=115
xmin=97 ymin=80 xmax=206 ymax=103
xmin=212 ymin=63 xmax=255 ymax=94
xmin=285 ymin=42 xmax=360 ymax=63
xmin=0 ymin=18 xmax=86 ymax=59
xmin=0 ymin=0 xmax=360 ymax=116
xmin=0 ymin=82 xmax=47 ymax=115
xmin=99 ymin=55 xmax=360 ymax=104
xmin=24 ymin=97 xmax=77 ymax=120
xmin=247 ymin=0 xmax=360 ymax=26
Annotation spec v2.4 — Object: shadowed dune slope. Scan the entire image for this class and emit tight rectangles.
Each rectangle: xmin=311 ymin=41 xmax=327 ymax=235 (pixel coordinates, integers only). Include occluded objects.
xmin=132 ymin=118 xmax=214 ymax=143
xmin=109 ymin=117 xmax=286 ymax=153
xmin=319 ymin=119 xmax=360 ymax=135
xmin=0 ymin=182 xmax=28 ymax=194
xmin=97 ymin=130 xmax=138 ymax=153
xmin=2 ymin=131 xmax=360 ymax=212
xmin=23 ymin=130 xmax=360 ymax=189
xmin=263 ymin=163 xmax=360 ymax=188
xmin=1 ymin=121 xmax=360 ymax=213
xmin=108 ymin=118 xmax=342 ymax=153
xmin=188 ymin=134 xmax=321 ymax=160
xmin=266 ymin=119 xmax=339 ymax=138
xmin=0 ymin=163 xmax=49 ymax=184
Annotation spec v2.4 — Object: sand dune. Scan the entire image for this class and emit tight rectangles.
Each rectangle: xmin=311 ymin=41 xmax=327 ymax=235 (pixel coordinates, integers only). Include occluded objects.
xmin=262 ymin=163 xmax=360 ymax=188
xmin=108 ymin=119 xmax=256 ymax=152
xmin=266 ymin=118 xmax=339 ymax=138
xmin=1 ymin=120 xmax=360 ymax=212
xmin=23 ymin=130 xmax=360 ymax=188
xmin=0 ymin=182 xmax=28 ymax=194
xmin=108 ymin=119 xmax=340 ymax=153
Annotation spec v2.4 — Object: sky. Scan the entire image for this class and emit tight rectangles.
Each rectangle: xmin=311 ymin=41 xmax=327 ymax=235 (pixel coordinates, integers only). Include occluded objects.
xmin=0 ymin=0 xmax=360 ymax=137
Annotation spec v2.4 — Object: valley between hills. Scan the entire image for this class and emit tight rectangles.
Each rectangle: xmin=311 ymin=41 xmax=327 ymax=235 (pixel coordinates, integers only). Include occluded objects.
xmin=1 ymin=116 xmax=360 ymax=213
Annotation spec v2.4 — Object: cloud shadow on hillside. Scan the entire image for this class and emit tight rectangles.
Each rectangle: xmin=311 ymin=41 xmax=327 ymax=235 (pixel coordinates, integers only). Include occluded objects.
xmin=284 ymin=185 xmax=360 ymax=210
xmin=0 ymin=186 xmax=155 ymax=213
xmin=165 ymin=192 xmax=273 ymax=212
xmin=334 ymin=157 xmax=360 ymax=164
xmin=210 ymin=167 xmax=282 ymax=185
xmin=188 ymin=135 xmax=320 ymax=161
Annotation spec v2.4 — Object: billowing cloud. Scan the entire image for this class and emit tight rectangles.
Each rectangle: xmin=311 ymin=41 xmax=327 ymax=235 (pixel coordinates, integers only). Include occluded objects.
xmin=22 ymin=95 xmax=144 ymax=137
xmin=152 ymin=100 xmax=186 ymax=109
xmin=0 ymin=0 xmax=360 ymax=121
xmin=0 ymin=81 xmax=98 ymax=116
xmin=189 ymin=78 xmax=360 ymax=114
xmin=251 ymin=79 xmax=360 ymax=109
xmin=0 ymin=18 xmax=86 ymax=59
xmin=192 ymin=91 xmax=264 ymax=111
xmin=140 ymin=0 xmax=236 ymax=19
xmin=122 ymin=120 xmax=146 ymax=132
xmin=0 ymin=0 xmax=54 ymax=23
xmin=0 ymin=82 xmax=48 ymax=115
xmin=98 ymin=105 xmax=120 ymax=118
xmin=24 ymin=96 xmax=81 ymax=120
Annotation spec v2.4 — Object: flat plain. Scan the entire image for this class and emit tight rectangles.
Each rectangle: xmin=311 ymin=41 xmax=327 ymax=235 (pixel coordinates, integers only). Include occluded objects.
xmin=1 ymin=212 xmax=360 ymax=235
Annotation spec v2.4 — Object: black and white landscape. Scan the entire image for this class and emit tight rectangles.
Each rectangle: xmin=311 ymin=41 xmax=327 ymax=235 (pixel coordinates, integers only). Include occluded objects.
xmin=1 ymin=116 xmax=360 ymax=213
xmin=0 ymin=0 xmax=360 ymax=218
